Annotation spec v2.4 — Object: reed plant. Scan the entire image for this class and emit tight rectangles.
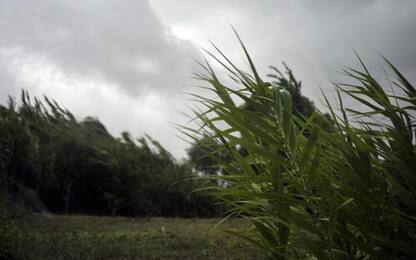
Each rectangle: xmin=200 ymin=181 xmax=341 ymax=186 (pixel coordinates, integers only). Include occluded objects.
xmin=185 ymin=33 xmax=416 ymax=259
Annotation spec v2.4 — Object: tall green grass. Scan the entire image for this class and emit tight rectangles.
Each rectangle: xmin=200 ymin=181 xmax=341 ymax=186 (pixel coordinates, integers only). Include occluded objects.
xmin=185 ymin=34 xmax=416 ymax=259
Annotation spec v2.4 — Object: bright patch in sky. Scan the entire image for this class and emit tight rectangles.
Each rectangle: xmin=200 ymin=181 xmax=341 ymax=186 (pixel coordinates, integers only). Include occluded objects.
xmin=171 ymin=25 xmax=197 ymax=42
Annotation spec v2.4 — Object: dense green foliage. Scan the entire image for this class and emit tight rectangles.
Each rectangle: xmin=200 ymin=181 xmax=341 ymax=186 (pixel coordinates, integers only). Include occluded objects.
xmin=187 ymin=35 xmax=416 ymax=259
xmin=0 ymin=91 xmax=217 ymax=218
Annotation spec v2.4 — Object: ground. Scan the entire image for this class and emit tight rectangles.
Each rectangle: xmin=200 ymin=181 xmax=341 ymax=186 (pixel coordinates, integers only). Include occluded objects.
xmin=17 ymin=214 xmax=265 ymax=260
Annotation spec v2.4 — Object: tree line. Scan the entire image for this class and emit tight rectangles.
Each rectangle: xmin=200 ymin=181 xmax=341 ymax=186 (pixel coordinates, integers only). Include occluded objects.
xmin=0 ymin=91 xmax=219 ymax=217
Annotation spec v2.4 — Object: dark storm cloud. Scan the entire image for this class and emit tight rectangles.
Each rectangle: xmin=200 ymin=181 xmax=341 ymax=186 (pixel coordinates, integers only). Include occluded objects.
xmin=0 ymin=0 xmax=199 ymax=96
xmin=151 ymin=0 xmax=416 ymax=97
xmin=233 ymin=1 xmax=416 ymax=89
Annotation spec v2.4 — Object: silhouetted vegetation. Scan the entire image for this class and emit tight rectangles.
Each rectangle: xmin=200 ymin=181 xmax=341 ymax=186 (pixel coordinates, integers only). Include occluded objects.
xmin=0 ymin=91 xmax=218 ymax=218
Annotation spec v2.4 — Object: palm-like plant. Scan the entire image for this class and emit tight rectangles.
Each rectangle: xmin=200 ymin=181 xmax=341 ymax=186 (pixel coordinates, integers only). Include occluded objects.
xmin=185 ymin=33 xmax=416 ymax=259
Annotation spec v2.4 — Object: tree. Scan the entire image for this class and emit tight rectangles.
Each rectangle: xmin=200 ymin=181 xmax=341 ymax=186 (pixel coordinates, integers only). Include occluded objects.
xmin=187 ymin=134 xmax=224 ymax=175
xmin=188 ymin=64 xmax=332 ymax=175
xmin=0 ymin=91 xmax=219 ymax=217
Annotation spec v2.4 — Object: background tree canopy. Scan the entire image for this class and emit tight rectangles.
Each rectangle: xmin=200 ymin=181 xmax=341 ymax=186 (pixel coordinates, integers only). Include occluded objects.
xmin=187 ymin=65 xmax=333 ymax=176
xmin=0 ymin=91 xmax=218 ymax=217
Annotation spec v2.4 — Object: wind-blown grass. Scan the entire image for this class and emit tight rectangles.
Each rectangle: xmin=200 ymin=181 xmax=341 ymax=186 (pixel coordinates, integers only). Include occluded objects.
xmin=185 ymin=33 xmax=416 ymax=259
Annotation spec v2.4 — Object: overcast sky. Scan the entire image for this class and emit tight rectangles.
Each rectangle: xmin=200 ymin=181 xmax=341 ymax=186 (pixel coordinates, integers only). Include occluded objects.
xmin=0 ymin=0 xmax=415 ymax=158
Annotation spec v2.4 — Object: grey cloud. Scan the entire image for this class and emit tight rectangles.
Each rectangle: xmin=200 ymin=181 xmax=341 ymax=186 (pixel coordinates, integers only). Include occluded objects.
xmin=0 ymin=62 xmax=17 ymax=102
xmin=0 ymin=48 xmax=33 ymax=102
xmin=151 ymin=0 xmax=416 ymax=96
xmin=0 ymin=0 xmax=200 ymax=96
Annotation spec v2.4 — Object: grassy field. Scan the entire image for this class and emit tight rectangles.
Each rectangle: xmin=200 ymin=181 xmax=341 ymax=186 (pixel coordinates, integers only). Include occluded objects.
xmin=16 ymin=214 xmax=265 ymax=260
